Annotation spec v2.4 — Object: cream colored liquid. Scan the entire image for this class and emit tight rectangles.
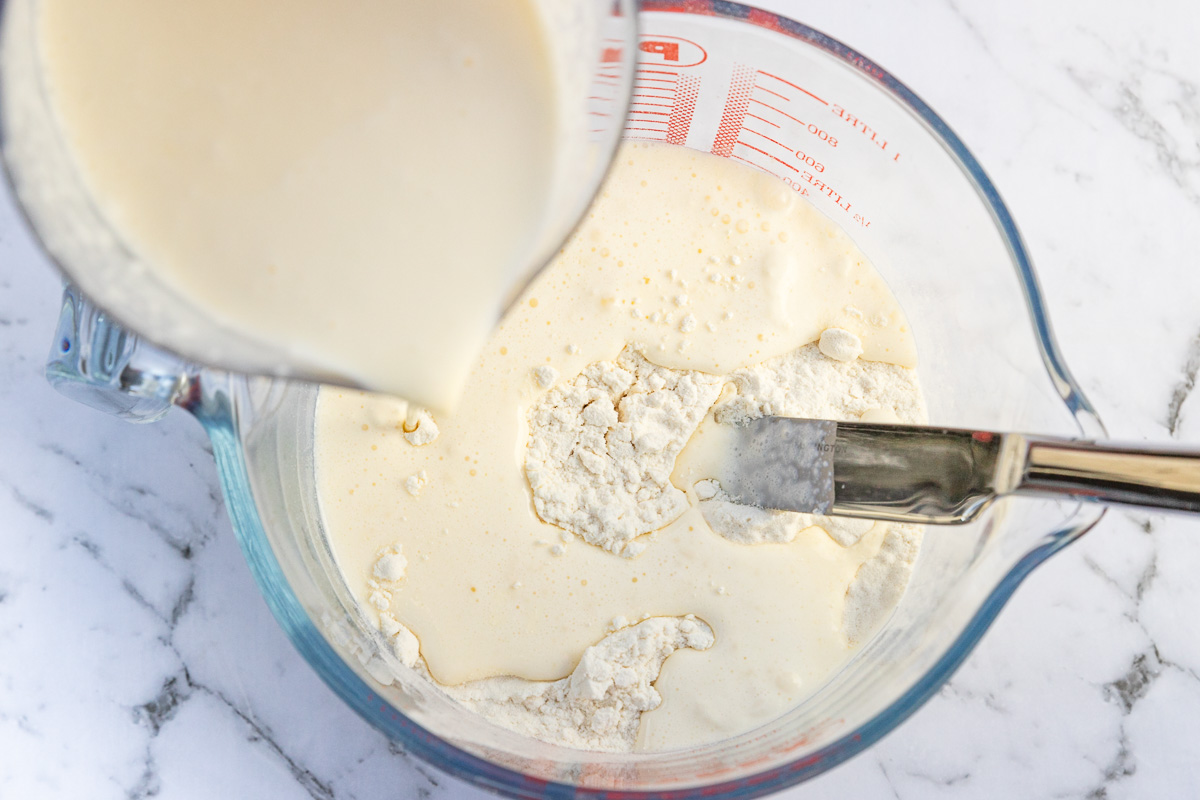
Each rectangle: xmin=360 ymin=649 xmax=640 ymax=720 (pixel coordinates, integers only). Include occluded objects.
xmin=316 ymin=143 xmax=916 ymax=753
xmin=37 ymin=0 xmax=561 ymax=409
xmin=316 ymin=142 xmax=919 ymax=749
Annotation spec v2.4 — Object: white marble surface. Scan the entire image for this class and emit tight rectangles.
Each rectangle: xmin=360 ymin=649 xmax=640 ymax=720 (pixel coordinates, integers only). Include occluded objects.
xmin=3 ymin=1 xmax=1200 ymax=797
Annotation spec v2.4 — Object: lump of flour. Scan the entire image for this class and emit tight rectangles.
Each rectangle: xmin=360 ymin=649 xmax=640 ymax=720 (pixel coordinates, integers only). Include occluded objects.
xmin=818 ymin=327 xmax=864 ymax=362
xmin=403 ymin=409 xmax=439 ymax=446
xmin=365 ymin=543 xmax=409 ymax=613
xmin=694 ymin=479 xmax=875 ymax=546
xmin=715 ymin=342 xmax=924 ymax=427
xmin=525 ymin=346 xmax=724 ymax=555
xmin=378 ymin=611 xmax=422 ymax=667
xmin=404 ymin=471 xmax=427 ymax=497
xmin=362 ymin=396 xmax=440 ymax=446
xmin=373 ymin=544 xmax=408 ymax=582
xmin=442 ymin=616 xmax=714 ymax=752
xmin=698 ymin=343 xmax=924 ymax=547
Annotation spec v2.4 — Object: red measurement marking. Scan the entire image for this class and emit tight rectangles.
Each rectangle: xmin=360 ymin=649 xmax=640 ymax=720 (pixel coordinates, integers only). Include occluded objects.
xmin=750 ymin=98 xmax=805 ymax=127
xmin=637 ymin=77 xmax=679 ymax=84
xmin=589 ymin=111 xmax=612 ymax=116
xmin=755 ymin=84 xmax=789 ymax=101
xmin=633 ymin=92 xmax=675 ymax=100
xmin=632 ymin=100 xmax=675 ymax=108
xmin=757 ymin=69 xmax=828 ymax=105
xmin=667 ymin=73 xmax=700 ymax=145
xmin=742 ymin=127 xmax=793 ymax=151
xmin=588 ymin=96 xmax=613 ymax=102
xmin=638 ymin=35 xmax=708 ymax=67
xmin=830 ymin=103 xmax=897 ymax=158
xmin=593 ymin=79 xmax=619 ymax=86
xmin=637 ymin=69 xmax=680 ymax=77
xmin=711 ymin=64 xmax=756 ymax=158
xmin=630 ymin=110 xmax=670 ymax=116
xmin=735 ymin=140 xmax=799 ymax=172
xmin=744 ymin=112 xmax=780 ymax=128
xmin=625 ymin=127 xmax=669 ymax=133
xmin=789 ymin=169 xmax=855 ymax=212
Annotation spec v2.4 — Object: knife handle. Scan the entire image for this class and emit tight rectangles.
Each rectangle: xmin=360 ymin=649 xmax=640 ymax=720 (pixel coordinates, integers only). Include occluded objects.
xmin=1017 ymin=438 xmax=1200 ymax=513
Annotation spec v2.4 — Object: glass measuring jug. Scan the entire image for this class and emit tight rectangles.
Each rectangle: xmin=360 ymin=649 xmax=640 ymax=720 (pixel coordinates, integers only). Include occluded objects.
xmin=0 ymin=0 xmax=637 ymax=402
xmin=39 ymin=1 xmax=1107 ymax=797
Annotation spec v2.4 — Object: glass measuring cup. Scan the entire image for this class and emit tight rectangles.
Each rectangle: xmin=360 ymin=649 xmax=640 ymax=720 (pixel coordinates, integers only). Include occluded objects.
xmin=0 ymin=0 xmax=638 ymax=394
xmin=37 ymin=1 xmax=1107 ymax=797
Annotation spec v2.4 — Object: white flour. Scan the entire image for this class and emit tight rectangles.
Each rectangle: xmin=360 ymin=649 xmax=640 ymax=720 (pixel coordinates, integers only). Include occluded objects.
xmin=441 ymin=616 xmax=714 ymax=752
xmin=714 ymin=342 xmax=925 ymax=427
xmin=694 ymin=479 xmax=875 ymax=547
xmin=365 ymin=544 xmax=408 ymax=612
xmin=363 ymin=336 xmax=925 ymax=750
xmin=842 ymin=524 xmax=922 ymax=645
xmin=403 ymin=410 xmax=440 ymax=447
xmin=817 ymin=327 xmax=864 ymax=362
xmin=373 ymin=545 xmax=408 ymax=582
xmin=366 ymin=614 xmax=713 ymax=751
xmin=379 ymin=612 xmax=422 ymax=667
xmin=525 ymin=346 xmax=724 ymax=556
xmin=362 ymin=398 xmax=440 ymax=447
xmin=403 ymin=471 xmax=427 ymax=497
xmin=697 ymin=341 xmax=924 ymax=548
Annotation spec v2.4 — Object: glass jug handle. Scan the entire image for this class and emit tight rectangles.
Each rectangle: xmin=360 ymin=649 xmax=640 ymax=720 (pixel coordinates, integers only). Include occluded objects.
xmin=45 ymin=284 xmax=200 ymax=423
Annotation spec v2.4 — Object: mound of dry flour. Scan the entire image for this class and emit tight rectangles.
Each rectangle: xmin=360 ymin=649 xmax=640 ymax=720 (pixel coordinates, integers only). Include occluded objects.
xmin=366 ymin=612 xmax=714 ymax=752
xmin=714 ymin=342 xmax=924 ymax=427
xmin=442 ymin=616 xmax=714 ymax=751
xmin=525 ymin=346 xmax=724 ymax=556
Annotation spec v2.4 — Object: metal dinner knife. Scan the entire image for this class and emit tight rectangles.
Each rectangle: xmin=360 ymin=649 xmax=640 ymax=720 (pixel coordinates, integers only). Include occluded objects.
xmin=719 ymin=417 xmax=1200 ymax=524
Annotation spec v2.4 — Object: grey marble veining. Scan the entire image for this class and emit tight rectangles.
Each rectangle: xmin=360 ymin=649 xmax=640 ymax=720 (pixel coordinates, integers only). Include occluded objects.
xmin=3 ymin=1 xmax=1200 ymax=798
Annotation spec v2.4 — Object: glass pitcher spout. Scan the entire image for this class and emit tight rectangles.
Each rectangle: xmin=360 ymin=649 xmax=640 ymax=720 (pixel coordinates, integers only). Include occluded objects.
xmin=46 ymin=283 xmax=200 ymax=422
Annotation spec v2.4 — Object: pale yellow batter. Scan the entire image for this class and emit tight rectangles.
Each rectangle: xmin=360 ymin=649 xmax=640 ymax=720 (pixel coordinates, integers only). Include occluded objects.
xmin=316 ymin=142 xmax=923 ymax=750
